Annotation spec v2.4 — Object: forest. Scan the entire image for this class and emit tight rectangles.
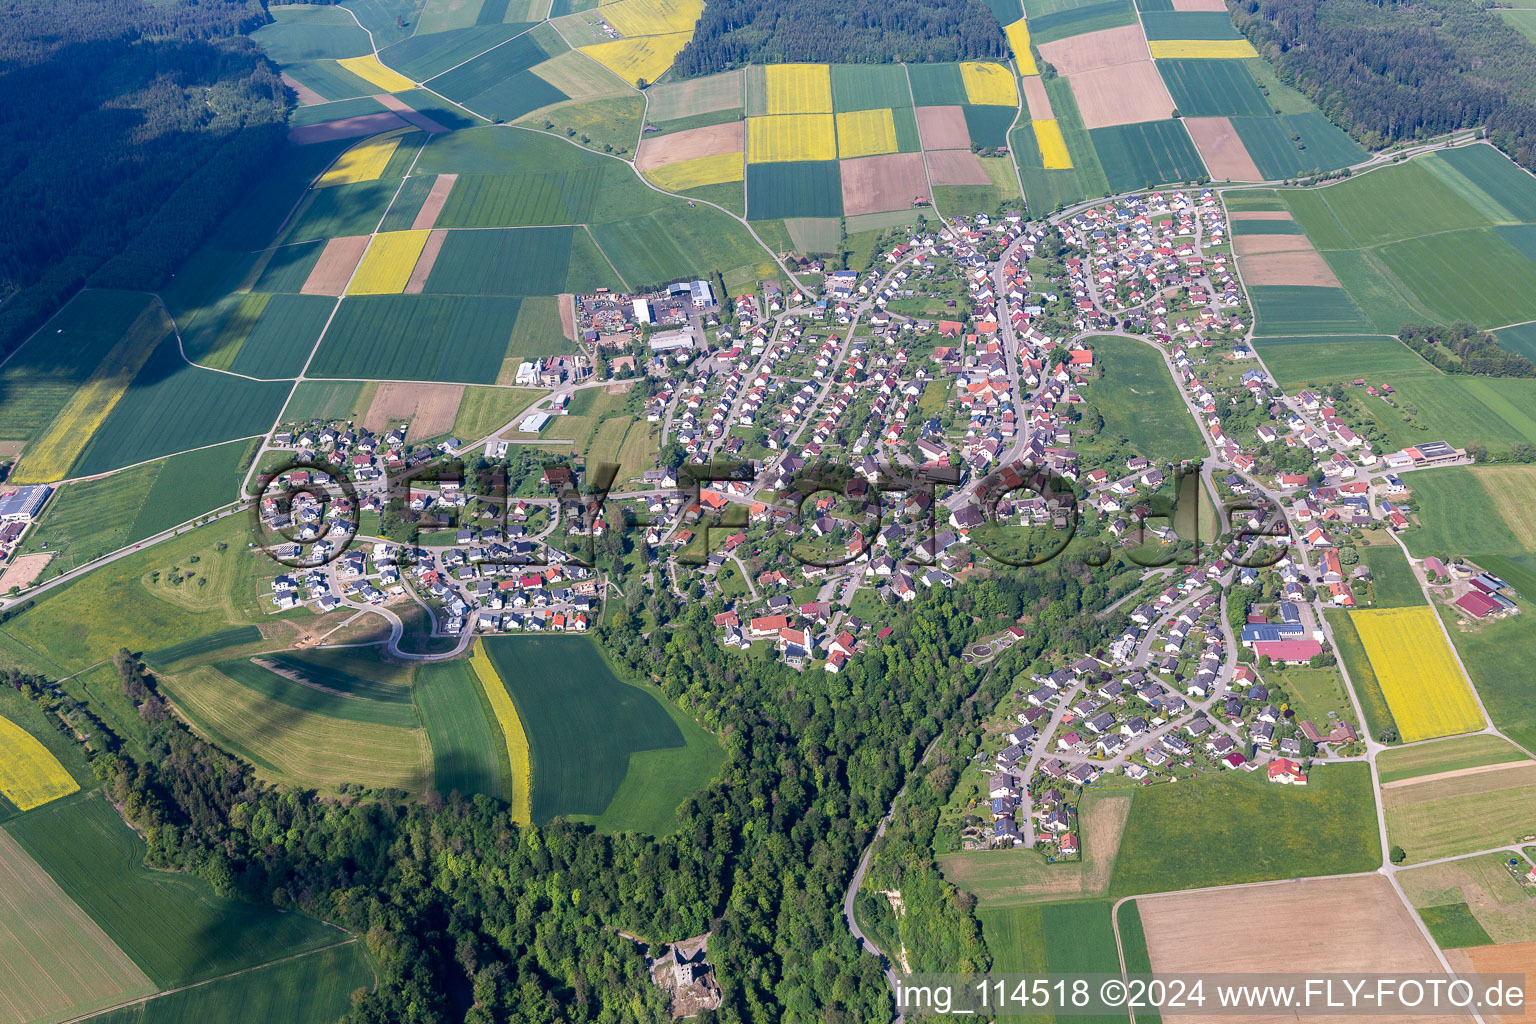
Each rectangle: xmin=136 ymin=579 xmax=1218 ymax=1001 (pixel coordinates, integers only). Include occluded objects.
xmin=674 ymin=0 xmax=1007 ymax=75
xmin=1397 ymin=322 xmax=1536 ymax=377
xmin=0 ymin=0 xmax=288 ymax=358
xmin=1230 ymin=0 xmax=1536 ymax=171
xmin=10 ymin=544 xmax=1121 ymax=1023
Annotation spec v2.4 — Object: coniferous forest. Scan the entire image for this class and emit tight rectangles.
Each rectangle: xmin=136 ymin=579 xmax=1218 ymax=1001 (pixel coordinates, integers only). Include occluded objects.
xmin=1232 ymin=0 xmax=1536 ymax=171
xmin=0 ymin=0 xmax=288 ymax=358
xmin=674 ymin=0 xmax=1007 ymax=75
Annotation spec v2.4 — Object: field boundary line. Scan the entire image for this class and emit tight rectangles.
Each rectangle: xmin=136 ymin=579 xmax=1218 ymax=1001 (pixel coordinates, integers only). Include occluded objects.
xmin=581 ymin=225 xmax=633 ymax=291
xmin=147 ymin=294 xmax=298 ymax=384
xmin=61 ymin=939 xmax=362 ymax=1024
xmin=420 ymin=23 xmax=538 ymax=84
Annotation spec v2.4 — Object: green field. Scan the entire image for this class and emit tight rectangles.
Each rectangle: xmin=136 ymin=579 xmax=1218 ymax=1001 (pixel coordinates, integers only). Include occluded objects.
xmin=309 ymin=294 xmax=522 ymax=383
xmin=251 ymin=241 xmax=327 ymax=293
xmin=746 ymin=160 xmax=844 ymax=220
xmin=19 ymin=438 xmax=257 ymax=574
xmin=1230 ymin=113 xmax=1365 ymax=179
xmin=1157 ymin=59 xmax=1271 ymax=117
xmin=1077 ymin=335 xmax=1205 ymax=463
xmin=69 ymin=338 xmax=290 ymax=477
xmin=0 ymin=291 xmax=161 ymax=449
xmin=93 ymin=942 xmax=374 ymax=1024
xmin=830 ymin=64 xmax=913 ymax=112
xmin=1361 ymin=543 xmax=1423 ymax=608
xmin=424 ymin=227 xmax=597 ymax=295
xmin=1327 ymin=608 xmax=1398 ymax=743
xmin=414 ymin=659 xmax=510 ymax=799
xmin=208 ymin=655 xmax=417 ymax=727
xmin=1377 ymin=734 xmax=1531 ymax=785
xmin=1108 ymin=765 xmax=1380 ymax=896
xmin=380 ymin=23 xmax=530 ymax=80
xmin=1438 ymin=600 xmax=1536 ymax=753
xmin=1013 ymin=75 xmax=1110 ymax=213
xmin=905 ymin=62 xmax=967 ymax=106
xmin=1373 ymin=228 xmax=1536 ymax=326
xmin=280 ymin=179 xmax=401 ymax=244
xmin=1400 ymin=466 xmax=1534 ymax=559
xmin=452 ymin=385 xmax=544 ymax=438
xmin=1419 ymin=901 xmax=1496 ymax=950
xmin=1089 ymin=119 xmax=1205 ymax=193
xmin=426 ymin=33 xmax=566 ymax=121
xmin=5 ymin=794 xmax=337 ymax=988
xmin=281 ymin=380 xmax=374 ymax=422
xmin=1029 ymin=0 xmax=1136 ymax=43
xmin=1384 ymin=762 xmax=1536 ymax=863
xmin=1140 ymin=9 xmax=1241 ymax=38
xmin=482 ymin=637 xmax=723 ymax=831
xmin=1249 ymin=285 xmax=1371 ymax=336
xmin=250 ymin=5 xmax=372 ymax=63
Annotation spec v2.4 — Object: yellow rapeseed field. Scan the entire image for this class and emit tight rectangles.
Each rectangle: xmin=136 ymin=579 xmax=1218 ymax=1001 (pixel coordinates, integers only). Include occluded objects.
xmin=748 ymin=113 xmax=837 ymax=163
xmin=647 ymin=152 xmax=745 ymax=190
xmin=765 ymin=63 xmax=833 ymax=114
xmin=601 ymin=0 xmax=703 ymax=37
xmin=470 ymin=644 xmax=532 ymax=826
xmin=0 ymin=714 xmax=78 ymax=811
xmin=1148 ymin=39 xmax=1259 ymax=59
xmin=348 ymin=230 xmax=431 ymax=294
xmin=835 ymin=108 xmax=899 ymax=159
xmin=317 ymin=129 xmax=407 ymax=187
xmin=1351 ymin=607 xmax=1484 ymax=742
xmin=337 ymin=54 xmax=416 ymax=92
xmin=1032 ymin=118 xmax=1072 ymax=168
xmin=1005 ymin=19 xmax=1038 ymax=76
xmin=961 ymin=62 xmax=1019 ymax=106
xmin=11 ymin=303 xmax=166 ymax=484
xmin=580 ymin=32 xmax=691 ymax=86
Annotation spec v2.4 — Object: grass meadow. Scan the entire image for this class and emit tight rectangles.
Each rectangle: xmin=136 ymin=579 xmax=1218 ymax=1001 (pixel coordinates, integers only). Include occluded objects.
xmin=1377 ymin=734 xmax=1530 ymax=785
xmin=1438 ymin=600 xmax=1536 ymax=753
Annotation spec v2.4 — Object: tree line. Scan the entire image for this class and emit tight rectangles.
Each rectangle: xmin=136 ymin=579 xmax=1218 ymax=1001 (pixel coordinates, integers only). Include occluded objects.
xmin=1230 ymin=0 xmax=1536 ymax=171
xmin=1397 ymin=322 xmax=1536 ymax=377
xmin=674 ymin=0 xmax=1007 ymax=75
xmin=0 ymin=0 xmax=289 ymax=359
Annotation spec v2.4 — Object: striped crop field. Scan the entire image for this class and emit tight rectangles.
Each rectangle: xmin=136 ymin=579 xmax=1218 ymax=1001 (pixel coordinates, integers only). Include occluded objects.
xmin=961 ymin=62 xmax=1020 ymax=106
xmin=1005 ymin=19 xmax=1038 ymax=75
xmin=336 ymin=53 xmax=415 ymax=91
xmin=580 ymin=31 xmax=691 ymax=86
xmin=748 ymin=113 xmax=837 ymax=162
xmin=10 ymin=301 xmax=168 ymax=484
xmin=647 ymin=152 xmax=744 ymax=190
xmin=1148 ymin=39 xmax=1258 ymax=58
xmin=0 ymin=715 xmax=78 ymax=811
xmin=765 ymin=63 xmax=833 ymax=114
xmin=1350 ymin=607 xmax=1485 ymax=742
xmin=1032 ymin=119 xmax=1071 ymax=167
xmin=317 ymin=129 xmax=408 ymax=187
xmin=470 ymin=642 xmax=532 ymax=824
xmin=348 ymin=229 xmax=431 ymax=294
xmin=835 ymin=108 xmax=899 ymax=158
xmin=600 ymin=0 xmax=703 ymax=36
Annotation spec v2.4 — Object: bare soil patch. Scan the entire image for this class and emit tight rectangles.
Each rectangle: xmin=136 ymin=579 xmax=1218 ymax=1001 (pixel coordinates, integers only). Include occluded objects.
xmin=924 ymin=149 xmax=991 ymax=186
xmin=0 ymin=553 xmax=52 ymax=591
xmin=375 ymin=93 xmax=450 ymax=133
xmin=1139 ymin=875 xmax=1460 ymax=1024
xmin=915 ymin=105 xmax=973 ymax=151
xmin=558 ymin=294 xmax=577 ymax=341
xmin=403 ymin=228 xmax=448 ymax=295
xmin=1450 ymin=941 xmax=1536 ymax=1022
xmin=363 ymin=382 xmax=466 ymax=440
xmin=0 ymin=442 xmax=25 ymax=458
xmin=1038 ymin=24 xmax=1150 ymax=75
xmin=301 ymin=235 xmax=371 ymax=295
xmin=1021 ymin=76 xmax=1054 ymax=120
xmin=839 ymin=153 xmax=930 ymax=217
xmin=1240 ymin=249 xmax=1341 ymax=286
xmin=1185 ymin=116 xmax=1263 ymax=180
xmin=1068 ymin=61 xmax=1174 ymax=129
xmin=636 ymin=121 xmax=744 ymax=171
xmin=412 ymin=175 xmax=457 ymax=230
xmin=1233 ymin=233 xmax=1318 ymax=255
xmin=288 ymin=111 xmax=408 ymax=145
xmin=1172 ymin=0 xmax=1230 ymax=9
xmin=282 ymin=73 xmax=326 ymax=106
